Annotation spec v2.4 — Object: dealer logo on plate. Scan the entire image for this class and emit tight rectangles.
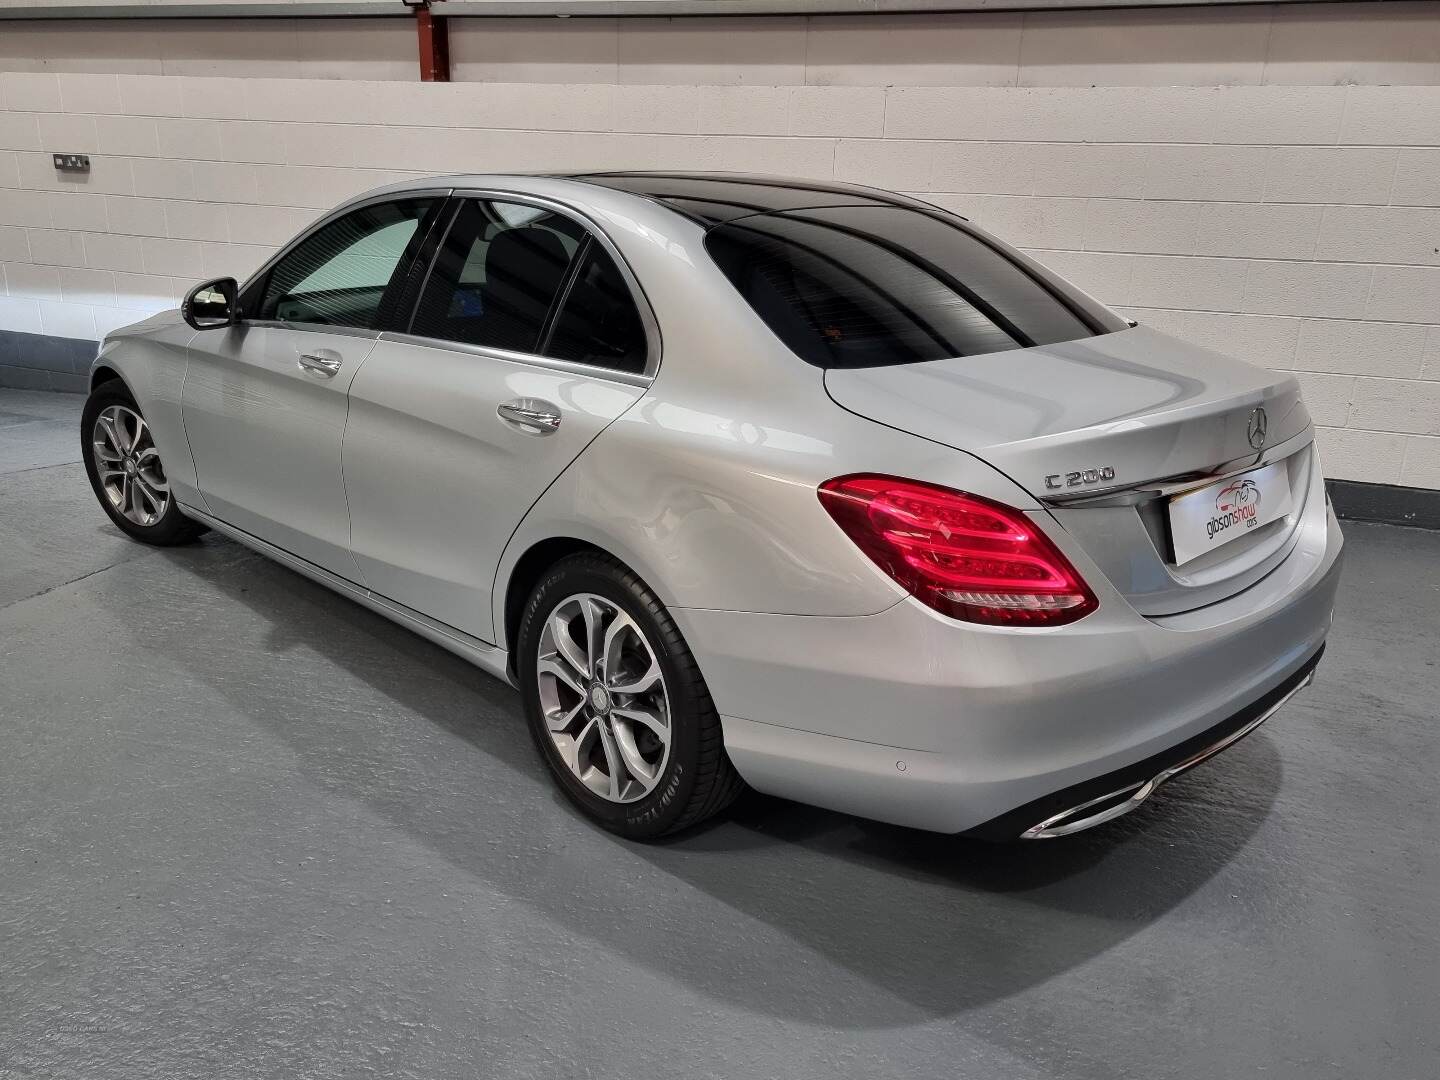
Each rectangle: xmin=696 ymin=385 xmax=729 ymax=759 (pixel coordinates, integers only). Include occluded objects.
xmin=1208 ymin=479 xmax=1262 ymax=540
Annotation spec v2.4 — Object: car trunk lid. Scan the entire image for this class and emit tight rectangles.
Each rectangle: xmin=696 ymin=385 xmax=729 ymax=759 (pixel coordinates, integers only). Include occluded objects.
xmin=824 ymin=326 xmax=1315 ymax=615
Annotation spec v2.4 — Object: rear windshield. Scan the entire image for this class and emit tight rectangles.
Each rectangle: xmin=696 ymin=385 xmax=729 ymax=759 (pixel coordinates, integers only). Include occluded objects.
xmin=704 ymin=205 xmax=1127 ymax=369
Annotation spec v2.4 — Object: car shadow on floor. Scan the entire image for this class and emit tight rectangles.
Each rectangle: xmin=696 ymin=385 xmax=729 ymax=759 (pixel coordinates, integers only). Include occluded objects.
xmin=153 ymin=536 xmax=1281 ymax=1028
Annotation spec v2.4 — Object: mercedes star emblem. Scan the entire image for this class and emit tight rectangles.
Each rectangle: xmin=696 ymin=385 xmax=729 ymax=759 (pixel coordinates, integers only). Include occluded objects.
xmin=1247 ymin=406 xmax=1269 ymax=451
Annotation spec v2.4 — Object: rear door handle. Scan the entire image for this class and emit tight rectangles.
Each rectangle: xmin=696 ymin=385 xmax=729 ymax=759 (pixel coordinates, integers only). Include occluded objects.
xmin=298 ymin=350 xmax=343 ymax=377
xmin=497 ymin=399 xmax=562 ymax=436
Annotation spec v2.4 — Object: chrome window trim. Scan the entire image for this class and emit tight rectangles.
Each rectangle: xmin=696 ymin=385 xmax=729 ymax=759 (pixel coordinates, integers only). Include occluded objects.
xmin=236 ymin=186 xmax=456 ymax=321
xmin=441 ymin=186 xmax=663 ymax=381
xmin=235 ymin=186 xmax=662 ymax=382
xmin=241 ymin=319 xmax=381 ymax=341
xmin=1039 ymin=426 xmax=1314 ymax=508
xmin=378 ymin=331 xmax=652 ymax=389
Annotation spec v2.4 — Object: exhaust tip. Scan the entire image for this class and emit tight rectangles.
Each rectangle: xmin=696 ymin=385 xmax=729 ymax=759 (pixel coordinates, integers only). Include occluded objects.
xmin=1021 ymin=779 xmax=1155 ymax=840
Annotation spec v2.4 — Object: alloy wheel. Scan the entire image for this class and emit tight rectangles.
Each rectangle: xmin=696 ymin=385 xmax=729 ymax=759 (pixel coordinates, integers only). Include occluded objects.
xmin=536 ymin=592 xmax=672 ymax=804
xmin=92 ymin=404 xmax=169 ymax=527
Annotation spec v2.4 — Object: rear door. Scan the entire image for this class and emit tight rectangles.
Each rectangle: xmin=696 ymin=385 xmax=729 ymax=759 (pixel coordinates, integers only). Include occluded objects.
xmin=342 ymin=195 xmax=652 ymax=641
xmin=182 ymin=194 xmax=441 ymax=577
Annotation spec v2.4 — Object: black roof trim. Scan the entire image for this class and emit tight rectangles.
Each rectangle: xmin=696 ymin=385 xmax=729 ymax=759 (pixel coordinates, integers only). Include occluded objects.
xmin=567 ymin=171 xmax=954 ymax=228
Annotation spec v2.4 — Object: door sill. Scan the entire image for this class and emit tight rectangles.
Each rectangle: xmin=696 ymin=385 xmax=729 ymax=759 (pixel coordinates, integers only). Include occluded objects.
xmin=178 ymin=501 xmax=514 ymax=688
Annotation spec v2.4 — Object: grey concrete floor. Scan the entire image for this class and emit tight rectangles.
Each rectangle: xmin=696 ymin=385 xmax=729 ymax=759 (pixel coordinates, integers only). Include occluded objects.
xmin=1 ymin=387 xmax=1437 ymax=1080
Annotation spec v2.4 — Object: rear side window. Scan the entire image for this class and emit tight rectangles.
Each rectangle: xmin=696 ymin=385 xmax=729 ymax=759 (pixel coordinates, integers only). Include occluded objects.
xmin=412 ymin=199 xmax=586 ymax=354
xmin=543 ymin=242 xmax=647 ymax=374
xmin=705 ymin=205 xmax=1126 ymax=369
xmin=409 ymin=198 xmax=649 ymax=375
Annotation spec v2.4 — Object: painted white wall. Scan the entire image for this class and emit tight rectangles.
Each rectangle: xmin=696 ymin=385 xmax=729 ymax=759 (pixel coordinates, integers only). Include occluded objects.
xmin=1 ymin=5 xmax=1438 ymax=486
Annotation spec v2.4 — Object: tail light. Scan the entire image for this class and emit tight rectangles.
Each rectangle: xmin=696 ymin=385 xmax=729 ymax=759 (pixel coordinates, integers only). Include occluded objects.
xmin=818 ymin=474 xmax=1098 ymax=627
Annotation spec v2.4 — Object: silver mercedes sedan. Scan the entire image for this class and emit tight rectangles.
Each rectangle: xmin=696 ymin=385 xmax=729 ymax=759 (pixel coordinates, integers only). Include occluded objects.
xmin=82 ymin=172 xmax=1343 ymax=841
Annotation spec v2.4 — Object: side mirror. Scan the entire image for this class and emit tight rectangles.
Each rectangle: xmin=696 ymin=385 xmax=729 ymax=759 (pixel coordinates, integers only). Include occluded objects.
xmin=182 ymin=277 xmax=239 ymax=331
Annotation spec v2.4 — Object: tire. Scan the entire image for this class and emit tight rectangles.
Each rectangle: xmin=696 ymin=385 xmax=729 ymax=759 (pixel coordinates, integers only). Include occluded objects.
xmin=517 ymin=552 xmax=745 ymax=839
xmin=81 ymin=380 xmax=206 ymax=546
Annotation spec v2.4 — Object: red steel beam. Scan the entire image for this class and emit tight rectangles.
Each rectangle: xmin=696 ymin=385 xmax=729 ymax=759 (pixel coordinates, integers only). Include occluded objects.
xmin=414 ymin=4 xmax=450 ymax=82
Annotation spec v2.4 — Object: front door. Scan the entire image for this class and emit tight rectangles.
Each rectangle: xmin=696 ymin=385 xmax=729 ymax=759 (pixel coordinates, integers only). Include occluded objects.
xmin=181 ymin=195 xmax=440 ymax=577
xmin=343 ymin=196 xmax=653 ymax=641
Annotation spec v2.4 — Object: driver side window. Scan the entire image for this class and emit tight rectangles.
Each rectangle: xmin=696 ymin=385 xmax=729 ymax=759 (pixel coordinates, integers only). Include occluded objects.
xmin=257 ymin=198 xmax=436 ymax=330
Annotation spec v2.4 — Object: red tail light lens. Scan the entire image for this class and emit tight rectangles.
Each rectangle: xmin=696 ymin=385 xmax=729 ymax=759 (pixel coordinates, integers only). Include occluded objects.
xmin=818 ymin=474 xmax=1098 ymax=627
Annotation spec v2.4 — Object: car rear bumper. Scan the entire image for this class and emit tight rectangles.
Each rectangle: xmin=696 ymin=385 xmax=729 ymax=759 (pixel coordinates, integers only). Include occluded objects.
xmin=971 ymin=644 xmax=1321 ymax=840
xmin=673 ymin=501 xmax=1343 ymax=837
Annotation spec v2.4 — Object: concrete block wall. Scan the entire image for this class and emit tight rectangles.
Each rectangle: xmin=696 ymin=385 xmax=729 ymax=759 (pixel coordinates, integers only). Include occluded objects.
xmin=0 ymin=4 xmax=1438 ymax=487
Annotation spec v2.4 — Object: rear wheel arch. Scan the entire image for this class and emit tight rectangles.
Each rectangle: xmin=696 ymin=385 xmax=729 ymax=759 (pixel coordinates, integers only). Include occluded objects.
xmin=501 ymin=531 xmax=687 ymax=657
xmin=500 ymin=536 xmax=692 ymax=685
xmin=502 ymin=537 xmax=605 ymax=668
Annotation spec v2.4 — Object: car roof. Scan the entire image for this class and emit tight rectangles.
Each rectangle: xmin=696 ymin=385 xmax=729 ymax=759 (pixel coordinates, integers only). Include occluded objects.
xmin=347 ymin=172 xmax=951 ymax=230
xmin=560 ymin=171 xmax=945 ymax=227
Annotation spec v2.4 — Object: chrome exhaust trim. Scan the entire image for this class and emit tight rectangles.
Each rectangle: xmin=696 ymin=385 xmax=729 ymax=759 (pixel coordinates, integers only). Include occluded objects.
xmin=1021 ymin=669 xmax=1316 ymax=840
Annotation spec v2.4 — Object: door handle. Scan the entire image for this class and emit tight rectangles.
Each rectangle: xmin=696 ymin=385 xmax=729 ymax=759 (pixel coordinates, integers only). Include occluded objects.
xmin=297 ymin=350 xmax=343 ymax=378
xmin=497 ymin=399 xmax=562 ymax=436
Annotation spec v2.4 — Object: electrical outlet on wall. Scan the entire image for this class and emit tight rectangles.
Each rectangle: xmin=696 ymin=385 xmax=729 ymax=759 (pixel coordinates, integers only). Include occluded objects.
xmin=52 ymin=153 xmax=91 ymax=174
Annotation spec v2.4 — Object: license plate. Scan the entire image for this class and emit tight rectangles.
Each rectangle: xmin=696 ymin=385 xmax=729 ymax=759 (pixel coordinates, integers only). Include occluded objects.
xmin=1168 ymin=461 xmax=1292 ymax=566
